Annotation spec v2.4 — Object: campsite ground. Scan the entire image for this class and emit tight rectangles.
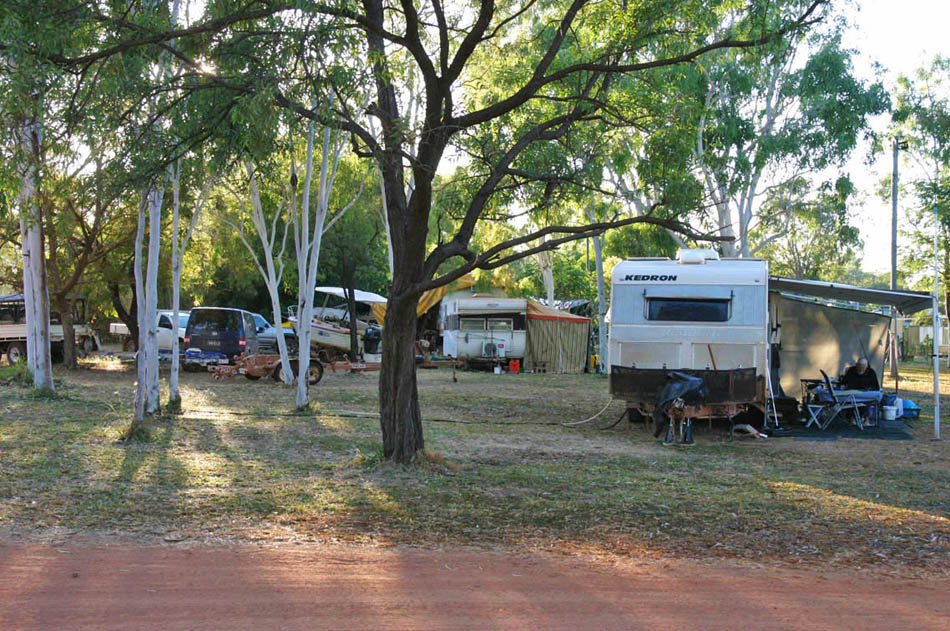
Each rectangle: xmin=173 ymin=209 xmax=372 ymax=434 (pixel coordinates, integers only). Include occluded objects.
xmin=0 ymin=359 xmax=947 ymax=627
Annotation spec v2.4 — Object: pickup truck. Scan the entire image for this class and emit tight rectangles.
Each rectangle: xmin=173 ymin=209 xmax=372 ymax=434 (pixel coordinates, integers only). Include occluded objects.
xmin=1 ymin=294 xmax=98 ymax=364
xmin=110 ymin=310 xmax=190 ymax=352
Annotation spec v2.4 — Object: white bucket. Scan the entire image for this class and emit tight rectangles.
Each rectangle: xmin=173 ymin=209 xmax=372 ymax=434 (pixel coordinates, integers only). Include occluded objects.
xmin=882 ymin=405 xmax=897 ymax=421
xmin=493 ymin=365 xmax=502 ymax=375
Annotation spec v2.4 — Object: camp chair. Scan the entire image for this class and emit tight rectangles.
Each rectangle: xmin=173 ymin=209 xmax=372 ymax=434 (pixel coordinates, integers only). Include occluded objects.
xmin=814 ymin=370 xmax=864 ymax=430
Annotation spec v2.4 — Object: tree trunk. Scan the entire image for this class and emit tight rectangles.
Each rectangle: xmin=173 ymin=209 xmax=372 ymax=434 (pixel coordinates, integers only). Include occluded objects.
xmin=378 ymin=289 xmax=424 ymax=463
xmin=244 ymin=161 xmax=293 ymax=383
xmin=144 ymin=186 xmax=163 ymax=415
xmin=537 ymin=240 xmax=555 ymax=304
xmin=17 ymin=114 xmax=54 ymax=392
xmin=57 ymin=294 xmax=77 ymax=369
xmin=169 ymin=167 xmax=182 ymax=406
xmin=133 ymin=193 xmax=148 ymax=424
xmin=715 ymin=199 xmax=738 ymax=258
xmin=108 ymin=277 xmax=138 ymax=347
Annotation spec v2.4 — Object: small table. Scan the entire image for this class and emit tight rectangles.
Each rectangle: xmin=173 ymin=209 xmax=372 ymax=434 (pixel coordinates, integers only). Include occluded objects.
xmin=801 ymin=377 xmax=840 ymax=428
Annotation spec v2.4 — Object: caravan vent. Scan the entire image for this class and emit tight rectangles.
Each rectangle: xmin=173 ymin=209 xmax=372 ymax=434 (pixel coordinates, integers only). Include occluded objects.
xmin=482 ymin=342 xmax=497 ymax=358
xmin=677 ymin=248 xmax=720 ymax=264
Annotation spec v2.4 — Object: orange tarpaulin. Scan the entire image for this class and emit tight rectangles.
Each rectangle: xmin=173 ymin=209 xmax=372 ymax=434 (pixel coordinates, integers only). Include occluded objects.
xmin=370 ymin=273 xmax=476 ymax=324
xmin=526 ymin=300 xmax=591 ymax=322
xmin=524 ymin=300 xmax=591 ymax=374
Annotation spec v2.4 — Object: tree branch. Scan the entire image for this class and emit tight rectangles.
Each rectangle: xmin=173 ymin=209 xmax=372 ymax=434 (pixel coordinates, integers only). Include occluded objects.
xmin=419 ymin=211 xmax=732 ymax=292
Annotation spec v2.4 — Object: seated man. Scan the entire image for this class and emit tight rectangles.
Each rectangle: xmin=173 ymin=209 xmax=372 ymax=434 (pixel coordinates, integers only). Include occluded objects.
xmin=841 ymin=358 xmax=880 ymax=391
xmin=839 ymin=358 xmax=883 ymax=424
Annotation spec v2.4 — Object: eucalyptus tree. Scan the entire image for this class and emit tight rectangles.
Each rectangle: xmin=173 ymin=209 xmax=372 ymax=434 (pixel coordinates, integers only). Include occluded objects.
xmin=1 ymin=22 xmax=47 ymax=388
xmin=0 ymin=1 xmax=99 ymax=389
xmin=751 ymin=176 xmax=862 ymax=280
xmin=22 ymin=0 xmax=831 ymax=462
xmin=691 ymin=26 xmax=888 ymax=257
xmin=218 ymin=159 xmax=295 ymax=384
xmin=44 ymin=153 xmax=138 ymax=369
xmin=168 ymin=158 xmax=216 ymax=404
xmin=888 ymin=57 xmax=950 ymax=314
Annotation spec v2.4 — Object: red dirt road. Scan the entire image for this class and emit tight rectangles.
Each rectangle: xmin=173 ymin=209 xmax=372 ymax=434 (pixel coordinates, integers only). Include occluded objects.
xmin=0 ymin=544 xmax=946 ymax=630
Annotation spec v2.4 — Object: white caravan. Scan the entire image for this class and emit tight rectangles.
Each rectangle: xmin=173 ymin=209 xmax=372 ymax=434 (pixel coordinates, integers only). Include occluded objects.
xmin=608 ymin=249 xmax=769 ymax=420
xmin=441 ymin=297 xmax=527 ymax=362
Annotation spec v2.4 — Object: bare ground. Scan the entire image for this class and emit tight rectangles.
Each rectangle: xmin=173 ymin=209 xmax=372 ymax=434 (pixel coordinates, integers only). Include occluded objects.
xmin=1 ymin=357 xmax=948 ymax=630
xmin=1 ymin=542 xmax=948 ymax=630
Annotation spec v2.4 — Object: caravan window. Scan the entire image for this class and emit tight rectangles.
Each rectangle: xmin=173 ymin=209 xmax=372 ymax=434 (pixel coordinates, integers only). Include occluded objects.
xmin=460 ymin=318 xmax=485 ymax=331
xmin=646 ymin=298 xmax=730 ymax=322
xmin=487 ymin=318 xmax=512 ymax=331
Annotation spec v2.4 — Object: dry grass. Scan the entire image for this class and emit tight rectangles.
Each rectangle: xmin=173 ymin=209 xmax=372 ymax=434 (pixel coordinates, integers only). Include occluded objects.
xmin=0 ymin=359 xmax=947 ymax=576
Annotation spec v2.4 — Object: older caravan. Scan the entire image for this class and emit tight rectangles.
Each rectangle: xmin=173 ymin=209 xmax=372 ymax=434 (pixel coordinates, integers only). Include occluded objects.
xmin=608 ymin=249 xmax=770 ymax=423
xmin=441 ymin=297 xmax=527 ymax=364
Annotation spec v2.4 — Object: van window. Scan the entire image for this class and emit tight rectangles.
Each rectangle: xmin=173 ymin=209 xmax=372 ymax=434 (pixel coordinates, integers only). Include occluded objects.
xmin=646 ymin=298 xmax=730 ymax=322
xmin=191 ymin=310 xmax=242 ymax=333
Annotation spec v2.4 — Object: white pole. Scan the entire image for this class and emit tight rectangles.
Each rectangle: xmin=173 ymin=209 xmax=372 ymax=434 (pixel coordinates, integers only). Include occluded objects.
xmin=934 ymin=201 xmax=941 ymax=440
xmin=891 ymin=139 xmax=899 ymax=379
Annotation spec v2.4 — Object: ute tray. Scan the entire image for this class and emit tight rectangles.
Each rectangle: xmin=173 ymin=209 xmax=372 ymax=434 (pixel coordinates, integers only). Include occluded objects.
xmin=610 ymin=365 xmax=758 ymax=405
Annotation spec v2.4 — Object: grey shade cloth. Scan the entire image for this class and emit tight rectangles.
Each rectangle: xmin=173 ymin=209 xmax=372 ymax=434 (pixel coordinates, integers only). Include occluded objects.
xmin=773 ymin=295 xmax=890 ymax=397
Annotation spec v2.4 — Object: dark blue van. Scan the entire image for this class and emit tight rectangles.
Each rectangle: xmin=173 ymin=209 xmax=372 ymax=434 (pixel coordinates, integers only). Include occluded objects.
xmin=183 ymin=307 xmax=258 ymax=366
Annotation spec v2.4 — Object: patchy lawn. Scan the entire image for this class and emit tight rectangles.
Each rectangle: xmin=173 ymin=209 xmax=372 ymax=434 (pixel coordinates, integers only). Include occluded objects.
xmin=0 ymin=359 xmax=947 ymax=576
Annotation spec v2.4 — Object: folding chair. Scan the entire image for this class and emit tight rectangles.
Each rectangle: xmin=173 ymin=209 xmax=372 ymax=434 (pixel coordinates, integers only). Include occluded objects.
xmin=815 ymin=370 xmax=863 ymax=430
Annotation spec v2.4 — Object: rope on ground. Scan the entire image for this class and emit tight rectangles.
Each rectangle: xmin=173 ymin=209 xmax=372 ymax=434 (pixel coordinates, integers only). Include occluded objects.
xmin=179 ymin=407 xmax=567 ymax=426
xmin=559 ymin=396 xmax=615 ymax=427
xmin=183 ymin=400 xmax=633 ymax=429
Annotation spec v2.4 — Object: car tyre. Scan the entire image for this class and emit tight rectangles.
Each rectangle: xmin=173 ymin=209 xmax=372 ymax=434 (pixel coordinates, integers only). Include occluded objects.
xmin=6 ymin=341 xmax=26 ymax=365
xmin=122 ymin=338 xmax=137 ymax=352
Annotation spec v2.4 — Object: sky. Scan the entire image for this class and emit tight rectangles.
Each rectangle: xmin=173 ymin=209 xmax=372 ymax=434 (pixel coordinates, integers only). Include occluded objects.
xmin=840 ymin=0 xmax=950 ymax=274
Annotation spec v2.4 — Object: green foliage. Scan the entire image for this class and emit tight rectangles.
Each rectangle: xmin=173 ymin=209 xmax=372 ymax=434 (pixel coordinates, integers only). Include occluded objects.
xmin=887 ymin=57 xmax=950 ymax=305
xmin=753 ymin=176 xmax=863 ymax=280
xmin=0 ymin=359 xmax=32 ymax=386
xmin=689 ymin=18 xmax=889 ymax=255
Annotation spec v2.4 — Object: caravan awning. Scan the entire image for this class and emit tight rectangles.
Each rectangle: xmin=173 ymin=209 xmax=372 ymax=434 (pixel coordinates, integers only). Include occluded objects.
xmin=768 ymin=277 xmax=932 ymax=314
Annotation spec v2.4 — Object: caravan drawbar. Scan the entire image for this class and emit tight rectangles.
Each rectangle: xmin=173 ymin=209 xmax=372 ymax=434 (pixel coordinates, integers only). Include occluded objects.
xmin=608 ymin=249 xmax=770 ymax=420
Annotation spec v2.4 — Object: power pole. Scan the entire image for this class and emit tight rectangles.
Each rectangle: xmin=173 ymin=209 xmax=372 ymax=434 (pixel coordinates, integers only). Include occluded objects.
xmin=934 ymin=199 xmax=941 ymax=440
xmin=891 ymin=139 xmax=899 ymax=292
xmin=890 ymin=138 xmax=907 ymax=379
